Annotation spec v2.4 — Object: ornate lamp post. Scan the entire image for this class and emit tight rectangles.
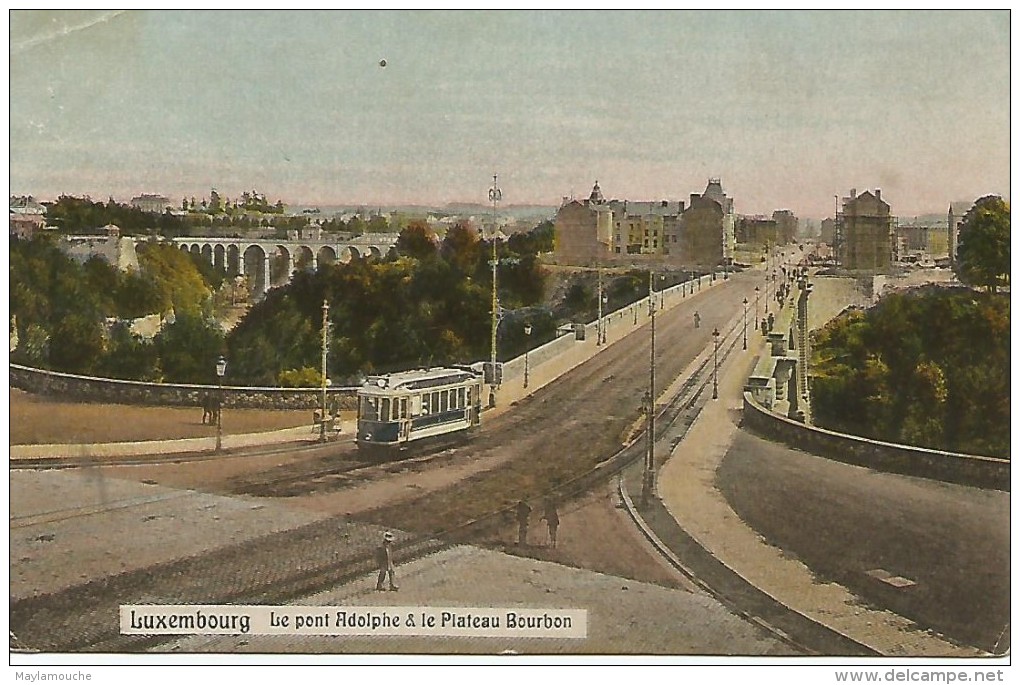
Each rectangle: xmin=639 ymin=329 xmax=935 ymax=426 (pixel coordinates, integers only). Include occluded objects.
xmin=215 ymin=355 xmax=227 ymax=452
xmin=596 ymin=265 xmax=604 ymax=346
xmin=320 ymin=299 xmax=330 ymax=443
xmin=742 ymin=297 xmax=748 ymax=350
xmin=712 ymin=327 xmax=720 ymax=400
xmin=523 ymin=323 xmax=532 ymax=388
xmin=488 ymin=174 xmax=502 ymax=407
xmin=754 ymin=285 xmax=760 ymax=330
xmin=595 ymin=293 xmax=603 ymax=342
xmin=641 ymin=284 xmax=657 ymax=506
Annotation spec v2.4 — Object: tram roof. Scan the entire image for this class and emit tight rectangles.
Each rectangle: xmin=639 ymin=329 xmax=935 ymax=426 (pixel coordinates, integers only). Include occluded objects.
xmin=361 ymin=367 xmax=480 ymax=393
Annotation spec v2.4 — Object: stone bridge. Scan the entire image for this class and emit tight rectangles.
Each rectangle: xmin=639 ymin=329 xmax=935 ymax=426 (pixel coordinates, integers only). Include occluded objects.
xmin=171 ymin=233 xmax=400 ymax=297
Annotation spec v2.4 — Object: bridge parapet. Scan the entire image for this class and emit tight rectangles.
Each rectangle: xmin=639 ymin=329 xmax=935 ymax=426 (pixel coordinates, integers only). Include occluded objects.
xmin=742 ymin=391 xmax=1009 ymax=491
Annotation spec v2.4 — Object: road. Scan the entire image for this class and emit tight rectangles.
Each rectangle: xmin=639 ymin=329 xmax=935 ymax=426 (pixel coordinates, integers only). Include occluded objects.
xmin=717 ymin=429 xmax=1010 ymax=653
xmin=10 ymin=271 xmax=769 ymax=654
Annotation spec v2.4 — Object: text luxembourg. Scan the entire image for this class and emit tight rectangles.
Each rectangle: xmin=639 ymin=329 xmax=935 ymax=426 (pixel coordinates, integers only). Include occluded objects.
xmin=121 ymin=605 xmax=588 ymax=639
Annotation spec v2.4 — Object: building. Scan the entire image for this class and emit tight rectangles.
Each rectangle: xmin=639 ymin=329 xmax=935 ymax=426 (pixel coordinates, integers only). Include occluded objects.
xmin=130 ymin=194 xmax=173 ymax=214
xmin=896 ymin=220 xmax=949 ymax=259
xmin=819 ymin=217 xmax=837 ymax=246
xmin=61 ymin=226 xmax=140 ymax=272
xmin=947 ymin=201 xmax=972 ymax=267
xmin=679 ymin=194 xmax=725 ymax=267
xmin=553 ymin=181 xmax=613 ymax=264
xmin=772 ymin=210 xmax=798 ymax=244
xmin=10 ymin=195 xmax=47 ymax=238
xmin=838 ymin=189 xmax=893 ymax=271
xmin=607 ymin=200 xmax=684 ymax=257
xmin=736 ymin=215 xmax=778 ymax=247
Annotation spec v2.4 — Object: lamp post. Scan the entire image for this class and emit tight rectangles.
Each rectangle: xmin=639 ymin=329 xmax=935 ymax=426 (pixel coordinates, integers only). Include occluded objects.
xmin=641 ymin=284 xmax=657 ymax=506
xmin=488 ymin=174 xmax=502 ymax=407
xmin=742 ymin=297 xmax=748 ymax=350
xmin=712 ymin=327 xmax=720 ymax=400
xmin=596 ymin=265 xmax=604 ymax=346
xmin=215 ymin=355 xmax=227 ymax=452
xmin=754 ymin=285 xmax=760 ymax=330
xmin=320 ymin=299 xmax=330 ymax=443
xmin=595 ymin=293 xmax=603 ymax=342
xmin=523 ymin=323 xmax=532 ymax=388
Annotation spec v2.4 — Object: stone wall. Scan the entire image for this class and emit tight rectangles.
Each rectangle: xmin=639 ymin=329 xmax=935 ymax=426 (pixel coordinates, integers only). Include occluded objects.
xmin=9 ymin=364 xmax=357 ymax=411
xmin=742 ymin=392 xmax=1009 ymax=491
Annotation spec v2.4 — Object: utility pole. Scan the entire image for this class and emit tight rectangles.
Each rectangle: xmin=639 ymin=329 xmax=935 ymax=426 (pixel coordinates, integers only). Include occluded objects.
xmin=642 ymin=271 xmax=656 ymax=505
xmin=488 ymin=174 xmax=502 ymax=407
xmin=596 ymin=263 xmax=604 ymax=346
xmin=320 ymin=299 xmax=329 ymax=443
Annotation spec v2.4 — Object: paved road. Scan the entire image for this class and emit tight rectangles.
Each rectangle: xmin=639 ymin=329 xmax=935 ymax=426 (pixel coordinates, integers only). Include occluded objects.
xmin=716 ymin=430 xmax=1010 ymax=653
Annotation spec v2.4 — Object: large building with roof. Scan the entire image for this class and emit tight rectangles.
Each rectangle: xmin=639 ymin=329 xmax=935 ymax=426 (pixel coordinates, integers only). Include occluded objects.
xmin=553 ymin=178 xmax=738 ymax=267
xmin=838 ymin=189 xmax=893 ymax=271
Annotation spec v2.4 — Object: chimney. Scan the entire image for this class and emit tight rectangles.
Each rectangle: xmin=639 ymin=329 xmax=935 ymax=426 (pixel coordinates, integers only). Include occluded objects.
xmin=875 ymin=189 xmax=881 ymax=201
xmin=690 ymin=193 xmax=700 ymax=204
xmin=850 ymin=188 xmax=857 ymax=199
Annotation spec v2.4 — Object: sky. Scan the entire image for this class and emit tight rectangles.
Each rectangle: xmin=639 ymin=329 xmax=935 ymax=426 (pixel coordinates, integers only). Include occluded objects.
xmin=8 ymin=10 xmax=1011 ymax=218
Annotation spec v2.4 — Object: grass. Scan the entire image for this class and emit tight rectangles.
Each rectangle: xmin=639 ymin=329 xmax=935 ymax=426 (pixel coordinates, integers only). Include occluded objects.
xmin=10 ymin=389 xmax=312 ymax=445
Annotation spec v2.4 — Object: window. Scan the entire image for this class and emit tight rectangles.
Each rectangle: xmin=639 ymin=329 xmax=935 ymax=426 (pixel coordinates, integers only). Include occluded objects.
xmin=381 ymin=398 xmax=391 ymax=421
xmin=440 ymin=390 xmax=448 ymax=412
xmin=400 ymin=397 xmax=408 ymax=419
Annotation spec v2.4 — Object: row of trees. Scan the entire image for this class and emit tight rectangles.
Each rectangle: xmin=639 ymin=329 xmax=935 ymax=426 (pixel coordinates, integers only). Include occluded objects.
xmin=10 ymin=236 xmax=227 ymax=383
xmin=810 ymin=286 xmax=1010 ymax=458
xmin=225 ymin=221 xmax=553 ymax=386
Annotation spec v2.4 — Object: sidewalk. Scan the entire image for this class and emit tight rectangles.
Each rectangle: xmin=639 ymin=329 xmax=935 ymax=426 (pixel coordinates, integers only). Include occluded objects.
xmin=652 ymin=314 xmax=984 ymax=657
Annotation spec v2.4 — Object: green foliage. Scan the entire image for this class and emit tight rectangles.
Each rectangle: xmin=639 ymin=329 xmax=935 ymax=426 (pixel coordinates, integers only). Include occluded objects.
xmin=278 ymin=367 xmax=323 ymax=387
xmin=136 ymin=243 xmax=212 ymax=315
xmin=154 ymin=311 xmax=226 ymax=384
xmin=46 ymin=195 xmax=187 ymax=236
xmin=954 ymin=196 xmax=1010 ymax=293
xmin=395 ymin=221 xmax=439 ymax=260
xmin=226 ymin=221 xmax=554 ymax=383
xmin=811 ymin=287 xmax=1010 ymax=458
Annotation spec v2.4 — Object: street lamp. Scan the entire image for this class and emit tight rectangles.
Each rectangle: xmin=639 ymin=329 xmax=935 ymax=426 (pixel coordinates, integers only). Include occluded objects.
xmin=754 ymin=285 xmax=760 ymax=330
xmin=595 ymin=293 xmax=603 ymax=342
xmin=742 ymin=297 xmax=748 ymax=350
xmin=488 ymin=174 xmax=502 ymax=407
xmin=215 ymin=355 xmax=227 ymax=452
xmin=320 ymin=299 xmax=330 ymax=443
xmin=642 ymin=284 xmax=657 ymax=506
xmin=523 ymin=323 xmax=532 ymax=388
xmin=712 ymin=327 xmax=720 ymax=400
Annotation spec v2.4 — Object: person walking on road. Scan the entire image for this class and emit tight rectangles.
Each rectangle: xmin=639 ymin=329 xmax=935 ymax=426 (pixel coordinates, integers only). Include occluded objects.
xmin=375 ymin=531 xmax=399 ymax=591
xmin=541 ymin=498 xmax=560 ymax=548
xmin=516 ymin=499 xmax=532 ymax=546
xmin=694 ymin=311 xmax=701 ymax=329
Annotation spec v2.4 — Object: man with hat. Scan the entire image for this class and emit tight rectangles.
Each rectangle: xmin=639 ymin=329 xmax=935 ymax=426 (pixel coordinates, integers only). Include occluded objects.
xmin=375 ymin=531 xmax=399 ymax=591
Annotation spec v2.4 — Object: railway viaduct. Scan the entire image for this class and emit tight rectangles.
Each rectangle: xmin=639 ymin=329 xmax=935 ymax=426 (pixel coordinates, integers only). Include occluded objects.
xmin=171 ymin=233 xmax=400 ymax=297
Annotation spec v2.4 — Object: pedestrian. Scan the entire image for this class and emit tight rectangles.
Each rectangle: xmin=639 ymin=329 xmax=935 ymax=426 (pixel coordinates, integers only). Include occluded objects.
xmin=375 ymin=531 xmax=398 ymax=591
xmin=515 ymin=499 xmax=532 ymax=546
xmin=201 ymin=393 xmax=212 ymax=425
xmin=693 ymin=311 xmax=701 ymax=329
xmin=767 ymin=312 xmax=775 ymax=331
xmin=541 ymin=498 xmax=560 ymax=548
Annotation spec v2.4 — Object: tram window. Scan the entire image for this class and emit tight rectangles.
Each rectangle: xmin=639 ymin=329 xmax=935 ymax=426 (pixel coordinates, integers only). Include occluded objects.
xmin=440 ymin=391 xmax=448 ymax=413
xmin=399 ymin=398 xmax=408 ymax=419
xmin=381 ymin=398 xmax=391 ymax=421
xmin=362 ymin=397 xmax=379 ymax=421
xmin=449 ymin=389 xmax=456 ymax=408
xmin=422 ymin=394 xmax=430 ymax=414
xmin=458 ymin=388 xmax=466 ymax=408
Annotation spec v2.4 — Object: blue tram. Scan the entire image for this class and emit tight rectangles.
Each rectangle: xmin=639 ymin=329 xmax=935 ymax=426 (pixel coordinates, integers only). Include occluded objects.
xmin=356 ymin=366 xmax=484 ymax=452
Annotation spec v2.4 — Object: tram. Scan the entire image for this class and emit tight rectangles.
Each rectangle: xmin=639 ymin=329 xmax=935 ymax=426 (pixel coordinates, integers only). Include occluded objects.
xmin=356 ymin=366 xmax=484 ymax=453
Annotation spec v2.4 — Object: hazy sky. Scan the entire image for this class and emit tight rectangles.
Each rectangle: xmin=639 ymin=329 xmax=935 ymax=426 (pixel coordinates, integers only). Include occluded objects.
xmin=9 ymin=10 xmax=1010 ymax=217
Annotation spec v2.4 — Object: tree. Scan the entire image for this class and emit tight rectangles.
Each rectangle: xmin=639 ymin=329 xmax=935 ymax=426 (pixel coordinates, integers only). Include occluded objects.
xmin=154 ymin=311 xmax=225 ymax=383
xmin=955 ymin=196 xmax=1010 ymax=293
xmin=395 ymin=222 xmax=438 ymax=261
xmin=440 ymin=221 xmax=480 ymax=273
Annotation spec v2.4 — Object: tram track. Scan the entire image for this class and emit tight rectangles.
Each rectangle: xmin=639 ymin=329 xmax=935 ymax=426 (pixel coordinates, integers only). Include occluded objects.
xmin=12 ymin=275 xmax=789 ymax=654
